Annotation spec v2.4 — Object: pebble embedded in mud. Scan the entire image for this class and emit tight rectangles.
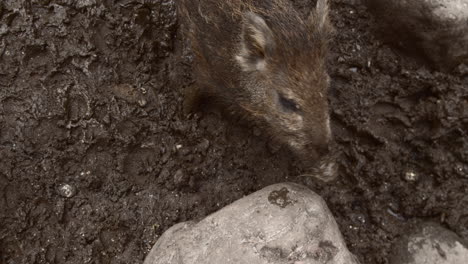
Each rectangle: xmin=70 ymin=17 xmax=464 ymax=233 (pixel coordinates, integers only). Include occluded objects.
xmin=196 ymin=139 xmax=210 ymax=154
xmin=364 ymin=0 xmax=468 ymax=69
xmin=138 ymin=99 xmax=147 ymax=107
xmin=57 ymin=183 xmax=77 ymax=198
xmin=173 ymin=169 xmax=188 ymax=186
xmin=404 ymin=171 xmax=419 ymax=182
xmin=390 ymin=222 xmax=468 ymax=264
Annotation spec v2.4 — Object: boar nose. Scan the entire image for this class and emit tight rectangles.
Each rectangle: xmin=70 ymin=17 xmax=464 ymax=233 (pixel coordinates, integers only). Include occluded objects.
xmin=316 ymin=120 xmax=332 ymax=156
xmin=303 ymin=141 xmax=331 ymax=167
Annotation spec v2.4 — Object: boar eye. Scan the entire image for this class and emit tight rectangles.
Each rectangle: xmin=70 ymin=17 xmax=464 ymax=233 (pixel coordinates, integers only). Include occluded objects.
xmin=278 ymin=94 xmax=300 ymax=112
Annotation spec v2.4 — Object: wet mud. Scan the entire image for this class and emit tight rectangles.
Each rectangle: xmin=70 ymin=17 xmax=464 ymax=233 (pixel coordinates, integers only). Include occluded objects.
xmin=0 ymin=0 xmax=467 ymax=263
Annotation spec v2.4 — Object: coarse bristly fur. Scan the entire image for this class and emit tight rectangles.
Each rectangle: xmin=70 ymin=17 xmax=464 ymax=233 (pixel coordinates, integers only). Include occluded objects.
xmin=178 ymin=0 xmax=336 ymax=181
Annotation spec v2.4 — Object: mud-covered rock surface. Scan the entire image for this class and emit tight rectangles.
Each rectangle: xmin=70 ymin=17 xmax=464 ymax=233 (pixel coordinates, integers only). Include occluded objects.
xmin=390 ymin=222 xmax=468 ymax=264
xmin=0 ymin=0 xmax=467 ymax=263
xmin=144 ymin=183 xmax=359 ymax=264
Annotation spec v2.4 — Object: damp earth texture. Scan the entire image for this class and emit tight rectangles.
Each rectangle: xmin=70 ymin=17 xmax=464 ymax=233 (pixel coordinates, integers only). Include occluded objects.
xmin=0 ymin=0 xmax=467 ymax=263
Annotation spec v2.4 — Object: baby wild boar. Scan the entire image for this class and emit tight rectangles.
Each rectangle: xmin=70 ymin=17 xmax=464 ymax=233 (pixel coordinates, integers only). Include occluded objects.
xmin=178 ymin=0 xmax=336 ymax=180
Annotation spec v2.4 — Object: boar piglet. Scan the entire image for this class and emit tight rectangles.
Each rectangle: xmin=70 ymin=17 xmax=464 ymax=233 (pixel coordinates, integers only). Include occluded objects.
xmin=178 ymin=0 xmax=336 ymax=180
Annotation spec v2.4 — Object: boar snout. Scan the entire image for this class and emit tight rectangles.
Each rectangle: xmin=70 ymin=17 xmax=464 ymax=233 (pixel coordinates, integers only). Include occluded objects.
xmin=301 ymin=142 xmax=338 ymax=182
xmin=302 ymin=139 xmax=331 ymax=162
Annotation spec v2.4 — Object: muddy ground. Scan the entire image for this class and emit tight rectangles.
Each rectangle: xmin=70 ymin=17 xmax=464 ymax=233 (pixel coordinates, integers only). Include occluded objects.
xmin=0 ymin=0 xmax=467 ymax=263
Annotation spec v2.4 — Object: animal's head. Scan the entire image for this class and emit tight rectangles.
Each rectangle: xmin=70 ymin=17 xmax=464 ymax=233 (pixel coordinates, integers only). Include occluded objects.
xmin=235 ymin=0 xmax=334 ymax=165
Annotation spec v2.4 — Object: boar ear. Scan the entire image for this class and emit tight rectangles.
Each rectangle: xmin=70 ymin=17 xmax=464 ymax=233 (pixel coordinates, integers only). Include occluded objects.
xmin=308 ymin=0 xmax=333 ymax=36
xmin=236 ymin=12 xmax=274 ymax=72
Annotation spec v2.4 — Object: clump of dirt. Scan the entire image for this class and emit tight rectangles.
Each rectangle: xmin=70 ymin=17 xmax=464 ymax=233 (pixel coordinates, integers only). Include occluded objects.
xmin=0 ymin=0 xmax=466 ymax=263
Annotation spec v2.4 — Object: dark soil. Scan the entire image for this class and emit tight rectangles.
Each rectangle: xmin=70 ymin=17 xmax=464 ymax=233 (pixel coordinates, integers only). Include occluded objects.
xmin=1 ymin=0 xmax=467 ymax=263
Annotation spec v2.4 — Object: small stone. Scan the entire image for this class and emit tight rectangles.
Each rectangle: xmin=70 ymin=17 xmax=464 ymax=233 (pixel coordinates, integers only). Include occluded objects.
xmin=350 ymin=213 xmax=367 ymax=225
xmin=173 ymin=169 xmax=188 ymax=186
xmin=138 ymin=99 xmax=147 ymax=107
xmin=364 ymin=0 xmax=468 ymax=69
xmin=57 ymin=183 xmax=76 ymax=198
xmin=404 ymin=171 xmax=418 ymax=182
xmin=196 ymin=139 xmax=210 ymax=153
xmin=454 ymin=163 xmax=465 ymax=176
xmin=161 ymin=151 xmax=171 ymax=164
xmin=159 ymin=168 xmax=170 ymax=180
xmin=349 ymin=67 xmax=358 ymax=73
xmin=390 ymin=222 xmax=468 ymax=264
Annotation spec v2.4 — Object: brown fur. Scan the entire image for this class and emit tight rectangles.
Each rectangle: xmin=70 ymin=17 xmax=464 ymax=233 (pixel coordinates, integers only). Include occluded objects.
xmin=178 ymin=0 xmax=335 ymax=174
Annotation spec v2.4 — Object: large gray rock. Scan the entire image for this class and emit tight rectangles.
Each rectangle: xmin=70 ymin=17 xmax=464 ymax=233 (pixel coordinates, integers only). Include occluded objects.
xmin=143 ymin=183 xmax=359 ymax=264
xmin=390 ymin=222 xmax=468 ymax=264
xmin=364 ymin=0 xmax=468 ymax=70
